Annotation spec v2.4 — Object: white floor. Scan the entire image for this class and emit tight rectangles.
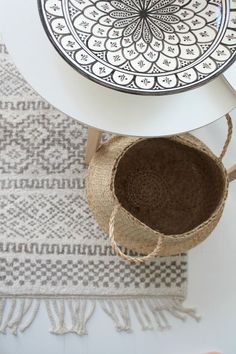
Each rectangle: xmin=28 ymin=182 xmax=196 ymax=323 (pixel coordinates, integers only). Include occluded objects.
xmin=1 ymin=110 xmax=236 ymax=354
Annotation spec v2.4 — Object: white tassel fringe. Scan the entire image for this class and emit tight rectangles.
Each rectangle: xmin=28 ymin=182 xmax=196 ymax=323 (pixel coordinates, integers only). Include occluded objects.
xmin=0 ymin=297 xmax=200 ymax=336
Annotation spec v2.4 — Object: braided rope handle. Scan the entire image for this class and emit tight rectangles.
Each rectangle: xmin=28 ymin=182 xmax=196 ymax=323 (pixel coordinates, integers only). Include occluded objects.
xmin=219 ymin=114 xmax=233 ymax=160
xmin=220 ymin=114 xmax=235 ymax=182
xmin=109 ymin=204 xmax=163 ymax=264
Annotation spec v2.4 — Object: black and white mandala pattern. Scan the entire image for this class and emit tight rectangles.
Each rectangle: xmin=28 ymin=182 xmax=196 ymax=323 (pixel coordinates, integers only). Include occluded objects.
xmin=39 ymin=0 xmax=236 ymax=94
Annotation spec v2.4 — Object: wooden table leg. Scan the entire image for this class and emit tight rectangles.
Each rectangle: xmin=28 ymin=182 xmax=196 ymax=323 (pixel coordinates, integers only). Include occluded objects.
xmin=85 ymin=127 xmax=102 ymax=165
xmin=228 ymin=164 xmax=236 ymax=182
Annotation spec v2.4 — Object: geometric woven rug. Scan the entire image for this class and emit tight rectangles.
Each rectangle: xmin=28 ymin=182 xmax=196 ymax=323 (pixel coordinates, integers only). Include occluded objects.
xmin=0 ymin=38 xmax=199 ymax=336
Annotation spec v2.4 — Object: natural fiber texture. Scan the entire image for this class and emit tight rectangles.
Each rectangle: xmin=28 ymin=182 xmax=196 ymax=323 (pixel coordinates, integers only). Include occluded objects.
xmin=0 ymin=37 xmax=200 ymax=335
xmin=87 ymin=125 xmax=230 ymax=259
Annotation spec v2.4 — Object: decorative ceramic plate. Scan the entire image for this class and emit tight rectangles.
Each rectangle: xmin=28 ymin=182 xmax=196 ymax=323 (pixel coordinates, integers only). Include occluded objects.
xmin=38 ymin=0 xmax=236 ymax=95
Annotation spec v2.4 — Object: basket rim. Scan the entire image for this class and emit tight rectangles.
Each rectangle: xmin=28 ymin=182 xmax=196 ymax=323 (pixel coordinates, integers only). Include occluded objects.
xmin=108 ymin=134 xmax=229 ymax=240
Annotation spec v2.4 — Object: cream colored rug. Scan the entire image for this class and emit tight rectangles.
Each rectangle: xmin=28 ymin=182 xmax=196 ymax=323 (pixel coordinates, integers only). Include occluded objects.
xmin=0 ymin=38 xmax=199 ymax=335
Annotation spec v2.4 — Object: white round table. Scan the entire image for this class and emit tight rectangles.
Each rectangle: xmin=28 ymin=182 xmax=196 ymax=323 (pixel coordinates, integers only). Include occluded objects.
xmin=0 ymin=0 xmax=236 ymax=138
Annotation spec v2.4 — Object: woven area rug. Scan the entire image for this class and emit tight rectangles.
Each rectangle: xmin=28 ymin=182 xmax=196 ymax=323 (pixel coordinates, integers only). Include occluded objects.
xmin=0 ymin=38 xmax=199 ymax=335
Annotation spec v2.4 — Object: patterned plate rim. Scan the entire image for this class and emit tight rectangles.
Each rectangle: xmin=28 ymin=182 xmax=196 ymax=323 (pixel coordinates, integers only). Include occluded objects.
xmin=38 ymin=0 xmax=236 ymax=95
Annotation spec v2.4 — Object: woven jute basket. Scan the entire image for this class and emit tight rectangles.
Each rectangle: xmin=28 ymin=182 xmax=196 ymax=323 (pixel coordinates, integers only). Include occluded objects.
xmin=86 ymin=115 xmax=233 ymax=263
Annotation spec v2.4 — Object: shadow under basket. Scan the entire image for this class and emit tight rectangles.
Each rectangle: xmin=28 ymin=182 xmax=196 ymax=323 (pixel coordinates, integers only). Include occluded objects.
xmin=86 ymin=116 xmax=232 ymax=263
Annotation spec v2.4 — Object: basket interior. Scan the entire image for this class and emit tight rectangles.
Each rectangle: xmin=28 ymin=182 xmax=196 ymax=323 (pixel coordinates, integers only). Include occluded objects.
xmin=114 ymin=138 xmax=226 ymax=235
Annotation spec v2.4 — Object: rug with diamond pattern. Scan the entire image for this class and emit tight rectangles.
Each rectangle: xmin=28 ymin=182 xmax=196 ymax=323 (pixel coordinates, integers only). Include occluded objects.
xmin=0 ymin=38 xmax=199 ymax=336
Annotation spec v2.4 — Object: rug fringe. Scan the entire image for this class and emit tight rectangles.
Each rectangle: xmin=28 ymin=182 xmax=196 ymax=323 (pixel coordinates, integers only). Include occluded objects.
xmin=100 ymin=299 xmax=132 ymax=332
xmin=0 ymin=297 xmax=200 ymax=335
xmin=45 ymin=299 xmax=96 ymax=335
xmin=0 ymin=299 xmax=40 ymax=335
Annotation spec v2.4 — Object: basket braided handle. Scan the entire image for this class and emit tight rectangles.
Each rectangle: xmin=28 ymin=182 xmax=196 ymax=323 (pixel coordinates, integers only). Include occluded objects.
xmin=222 ymin=114 xmax=236 ymax=182
xmin=219 ymin=114 xmax=233 ymax=160
xmin=109 ymin=204 xmax=163 ymax=264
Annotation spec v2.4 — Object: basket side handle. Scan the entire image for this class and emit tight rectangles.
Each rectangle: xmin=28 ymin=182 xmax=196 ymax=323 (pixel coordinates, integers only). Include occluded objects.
xmin=219 ymin=114 xmax=233 ymax=161
xmin=221 ymin=114 xmax=236 ymax=182
xmin=109 ymin=204 xmax=163 ymax=264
